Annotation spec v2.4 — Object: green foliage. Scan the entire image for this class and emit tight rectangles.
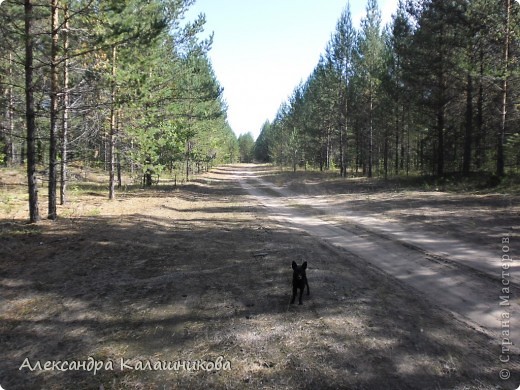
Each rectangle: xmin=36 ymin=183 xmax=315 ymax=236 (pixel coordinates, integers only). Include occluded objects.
xmin=254 ymin=121 xmax=271 ymax=162
xmin=238 ymin=132 xmax=255 ymax=163
xmin=0 ymin=0 xmax=237 ymax=220
xmin=257 ymin=0 xmax=520 ymax=181
xmin=93 ymin=0 xmax=235 ymax=180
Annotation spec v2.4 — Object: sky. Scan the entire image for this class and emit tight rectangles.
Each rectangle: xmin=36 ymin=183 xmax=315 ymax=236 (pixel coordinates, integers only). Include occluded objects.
xmin=185 ymin=0 xmax=399 ymax=140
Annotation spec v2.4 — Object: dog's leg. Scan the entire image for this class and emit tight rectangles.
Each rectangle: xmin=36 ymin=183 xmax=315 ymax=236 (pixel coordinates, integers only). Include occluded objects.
xmin=291 ymin=285 xmax=297 ymax=304
xmin=299 ymin=287 xmax=304 ymax=305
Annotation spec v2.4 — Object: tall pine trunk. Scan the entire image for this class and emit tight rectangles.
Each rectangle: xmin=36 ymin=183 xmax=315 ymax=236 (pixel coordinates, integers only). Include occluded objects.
xmin=462 ymin=73 xmax=473 ymax=176
xmin=60 ymin=3 xmax=70 ymax=205
xmin=436 ymin=46 xmax=446 ymax=178
xmin=326 ymin=127 xmax=331 ymax=170
xmin=475 ymin=47 xmax=484 ymax=170
xmin=108 ymin=45 xmax=117 ymax=200
xmin=497 ymin=0 xmax=511 ymax=177
xmin=339 ymin=125 xmax=346 ymax=176
xmin=394 ymin=99 xmax=399 ymax=175
xmin=48 ymin=0 xmax=59 ymax=220
xmin=436 ymin=107 xmax=445 ymax=177
xmin=6 ymin=53 xmax=16 ymax=165
xmin=185 ymin=139 xmax=191 ymax=181
xmin=25 ymin=0 xmax=40 ymax=223
xmin=368 ymin=88 xmax=374 ymax=178
xmin=339 ymin=69 xmax=349 ymax=178
xmin=383 ymin=134 xmax=388 ymax=179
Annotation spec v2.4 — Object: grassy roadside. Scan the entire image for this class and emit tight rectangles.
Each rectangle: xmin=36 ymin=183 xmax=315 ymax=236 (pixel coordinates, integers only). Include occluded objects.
xmin=256 ymin=165 xmax=520 ymax=195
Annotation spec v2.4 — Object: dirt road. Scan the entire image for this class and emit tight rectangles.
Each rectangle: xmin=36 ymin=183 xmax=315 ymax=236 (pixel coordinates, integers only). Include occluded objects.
xmin=1 ymin=164 xmax=518 ymax=389
xmin=236 ymin=165 xmax=519 ymax=352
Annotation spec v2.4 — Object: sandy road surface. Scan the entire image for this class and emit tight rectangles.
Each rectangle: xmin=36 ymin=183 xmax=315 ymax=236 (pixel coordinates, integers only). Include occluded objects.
xmin=235 ymin=165 xmax=519 ymax=353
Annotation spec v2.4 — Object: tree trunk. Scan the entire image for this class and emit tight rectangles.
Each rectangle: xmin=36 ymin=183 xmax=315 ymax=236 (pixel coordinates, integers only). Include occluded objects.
xmin=60 ymin=4 xmax=70 ymax=205
xmin=384 ymin=135 xmax=388 ymax=180
xmin=394 ymin=108 xmax=399 ymax=176
xmin=475 ymin=47 xmax=484 ymax=170
xmin=108 ymin=45 xmax=117 ymax=200
xmin=2 ymin=89 xmax=9 ymax=165
xmin=394 ymin=56 xmax=401 ymax=176
xmin=185 ymin=139 xmax=191 ymax=181
xmin=7 ymin=53 xmax=15 ymax=165
xmin=339 ymin=126 xmax=345 ymax=176
xmin=406 ymin=114 xmax=410 ymax=175
xmin=368 ymin=90 xmax=373 ymax=178
xmin=25 ymin=0 xmax=40 ymax=223
xmin=342 ymin=95 xmax=349 ymax=178
xmin=339 ymin=83 xmax=349 ymax=178
xmin=436 ymin=108 xmax=444 ymax=177
xmin=497 ymin=0 xmax=511 ymax=177
xmin=48 ymin=0 xmax=59 ymax=220
xmin=462 ymin=73 xmax=472 ymax=176
xmin=117 ymin=152 xmax=122 ymax=188
xmin=326 ymin=127 xmax=331 ymax=170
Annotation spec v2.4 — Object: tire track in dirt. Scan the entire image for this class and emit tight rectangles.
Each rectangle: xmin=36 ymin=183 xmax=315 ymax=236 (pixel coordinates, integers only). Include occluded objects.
xmin=235 ymin=166 xmax=519 ymax=354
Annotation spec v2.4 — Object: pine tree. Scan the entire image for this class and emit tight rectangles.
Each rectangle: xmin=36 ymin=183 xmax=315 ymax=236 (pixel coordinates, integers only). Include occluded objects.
xmin=254 ymin=121 xmax=271 ymax=163
xmin=259 ymin=0 xmax=520 ymax=178
xmin=405 ymin=0 xmax=468 ymax=176
xmin=497 ymin=0 xmax=514 ymax=177
xmin=326 ymin=4 xmax=356 ymax=177
xmin=354 ymin=0 xmax=385 ymax=177
xmin=48 ymin=0 xmax=60 ymax=219
xmin=0 ymin=2 xmax=25 ymax=167
xmin=24 ymin=0 xmax=40 ymax=223
xmin=238 ymin=133 xmax=255 ymax=163
xmin=384 ymin=0 xmax=414 ymax=176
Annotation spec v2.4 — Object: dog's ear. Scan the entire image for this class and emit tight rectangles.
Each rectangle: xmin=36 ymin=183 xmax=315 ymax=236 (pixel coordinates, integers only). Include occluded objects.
xmin=302 ymin=261 xmax=307 ymax=270
xmin=292 ymin=261 xmax=297 ymax=270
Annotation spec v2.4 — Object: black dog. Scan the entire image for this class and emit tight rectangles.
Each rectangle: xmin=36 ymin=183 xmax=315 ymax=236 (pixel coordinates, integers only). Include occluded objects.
xmin=291 ymin=261 xmax=310 ymax=305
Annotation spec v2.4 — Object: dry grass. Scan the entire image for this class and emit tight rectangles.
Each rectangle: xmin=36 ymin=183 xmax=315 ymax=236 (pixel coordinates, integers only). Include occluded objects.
xmin=258 ymin=167 xmax=520 ymax=252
